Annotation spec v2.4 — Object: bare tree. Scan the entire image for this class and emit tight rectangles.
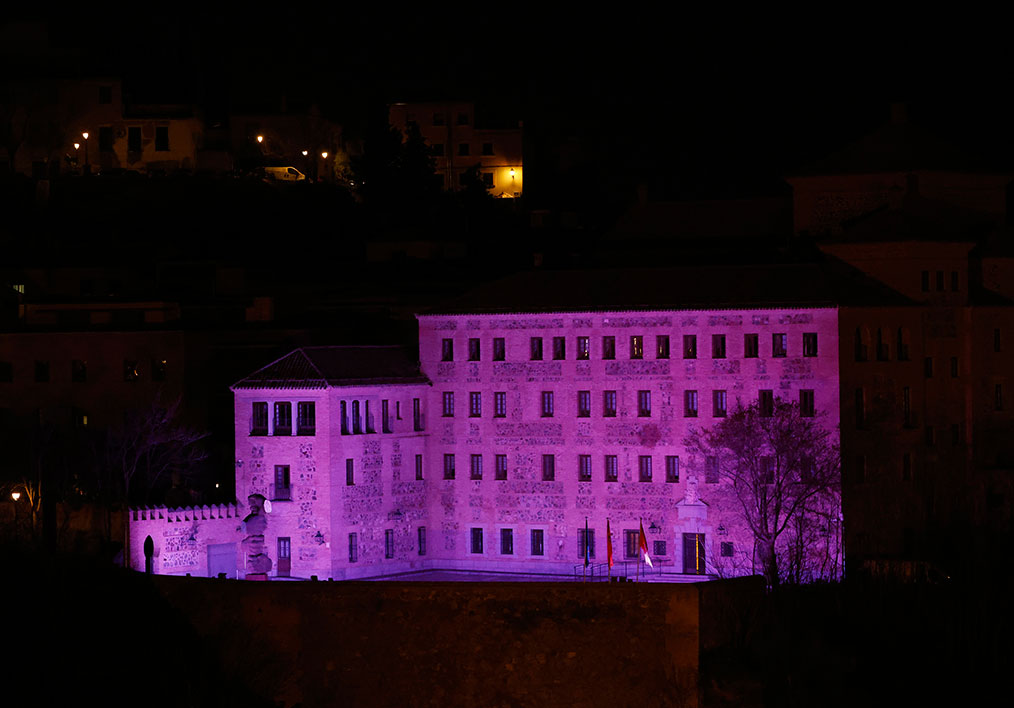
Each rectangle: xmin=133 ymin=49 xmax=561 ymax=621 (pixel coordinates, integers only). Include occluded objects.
xmin=685 ymin=397 xmax=840 ymax=586
xmin=105 ymin=394 xmax=209 ymax=506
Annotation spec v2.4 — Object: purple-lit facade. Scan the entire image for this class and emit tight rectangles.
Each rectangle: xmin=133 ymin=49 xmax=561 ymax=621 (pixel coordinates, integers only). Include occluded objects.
xmin=129 ymin=305 xmax=841 ymax=582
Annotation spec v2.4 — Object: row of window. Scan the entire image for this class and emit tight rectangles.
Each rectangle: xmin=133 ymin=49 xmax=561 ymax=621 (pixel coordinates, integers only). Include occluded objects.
xmin=347 ymin=527 xmax=428 ymax=562
xmin=0 ymin=358 xmax=168 ymax=383
xmin=854 ymin=327 xmax=1005 ymax=363
xmin=920 ymin=270 xmax=960 ymax=293
xmin=250 ymin=398 xmax=425 ymax=436
xmin=855 ymin=384 xmax=1004 ymax=430
xmin=343 ymin=455 xmax=425 ymax=486
xmin=95 ymin=125 xmax=170 ymax=152
xmin=439 ymin=453 xmax=715 ymax=483
xmin=443 ymin=389 xmax=817 ymax=419
xmin=429 ymin=142 xmax=497 ymax=157
xmin=441 ymin=333 xmax=818 ymax=362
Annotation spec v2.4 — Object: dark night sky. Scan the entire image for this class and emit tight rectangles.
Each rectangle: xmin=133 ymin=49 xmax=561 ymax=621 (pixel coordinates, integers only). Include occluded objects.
xmin=8 ymin=13 xmax=1014 ymax=199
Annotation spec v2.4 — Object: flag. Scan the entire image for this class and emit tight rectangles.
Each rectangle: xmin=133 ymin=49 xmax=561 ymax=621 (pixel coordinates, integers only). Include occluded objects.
xmin=606 ymin=519 xmax=614 ymax=569
xmin=639 ymin=520 xmax=653 ymax=568
xmin=584 ymin=517 xmax=590 ymax=567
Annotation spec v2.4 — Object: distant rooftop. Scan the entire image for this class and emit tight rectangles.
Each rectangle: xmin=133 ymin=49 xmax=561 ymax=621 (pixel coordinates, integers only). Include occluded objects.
xmin=421 ymin=263 xmax=900 ymax=314
xmin=232 ymin=346 xmax=428 ymax=389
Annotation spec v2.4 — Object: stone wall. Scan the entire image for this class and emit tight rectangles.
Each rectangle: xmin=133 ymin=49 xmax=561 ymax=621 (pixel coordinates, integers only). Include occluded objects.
xmin=127 ymin=503 xmax=241 ymax=576
xmin=152 ymin=575 xmax=717 ymax=707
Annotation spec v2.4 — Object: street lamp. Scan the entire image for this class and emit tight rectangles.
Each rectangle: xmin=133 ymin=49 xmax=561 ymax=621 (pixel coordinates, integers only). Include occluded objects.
xmin=82 ymin=131 xmax=90 ymax=174
xmin=11 ymin=490 xmax=20 ymax=543
xmin=256 ymin=135 xmax=264 ymax=144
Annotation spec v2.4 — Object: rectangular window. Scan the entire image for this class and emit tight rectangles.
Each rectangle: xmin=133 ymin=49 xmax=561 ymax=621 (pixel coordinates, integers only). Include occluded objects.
xmin=495 ymin=454 xmax=508 ymax=480
xmin=273 ymin=402 xmax=292 ymax=435
xmin=705 ymin=456 xmax=719 ymax=484
xmin=665 ymin=456 xmax=680 ymax=482
xmin=127 ymin=126 xmax=141 ymax=152
xmin=684 ymin=390 xmax=699 ymax=417
xmin=951 ymin=423 xmax=961 ymax=446
xmin=385 ymin=529 xmax=394 ymax=559
xmin=415 ymin=454 xmax=423 ymax=480
xmin=530 ymin=337 xmax=543 ymax=360
xmin=897 ymin=328 xmax=910 ymax=361
xmin=459 ymin=143 xmax=470 ymax=156
xmin=924 ymin=357 xmax=934 ymax=378
xmin=855 ymin=328 xmax=869 ymax=362
xmin=576 ymin=336 xmax=590 ymax=360
xmin=772 ymin=333 xmax=787 ymax=357
xmin=493 ymin=337 xmax=505 ymax=361
xmin=542 ymin=454 xmax=555 ymax=481
xmin=630 ymin=335 xmax=644 ymax=359
xmin=925 ymin=426 xmax=935 ymax=446
xmin=531 ymin=529 xmax=545 ymax=556
xmin=603 ymin=390 xmax=617 ymax=417
xmin=602 ymin=336 xmax=615 ymax=360
xmin=760 ymin=456 xmax=774 ymax=484
xmin=346 ymin=459 xmax=355 ymax=486
xmin=996 ymin=383 xmax=1004 ymax=411
xmin=855 ymin=388 xmax=866 ymax=428
xmin=656 ymin=335 xmax=670 ymax=359
xmin=744 ymin=333 xmax=759 ymax=358
xmin=443 ymin=454 xmax=456 ymax=480
xmin=470 ymin=454 xmax=483 ymax=480
xmin=683 ymin=334 xmax=697 ymax=359
xmin=340 ymin=400 xmax=350 ymax=435
xmin=876 ymin=329 xmax=889 ymax=361
xmin=494 ymin=391 xmax=506 ymax=418
xmin=712 ymin=334 xmax=726 ymax=359
xmin=468 ymin=338 xmax=480 ymax=361
xmin=470 ymin=528 xmax=483 ymax=554
xmin=442 ymin=392 xmax=454 ymax=417
xmin=155 ymin=126 xmax=169 ymax=151
xmin=251 ymin=402 xmax=268 ymax=435
xmin=936 ymin=270 xmax=944 ymax=291
xmin=541 ymin=391 xmax=554 ymax=417
xmin=500 ymin=528 xmax=514 ymax=555
xmin=800 ymin=390 xmax=815 ymax=417
xmin=951 ymin=271 xmax=959 ymax=292
xmin=552 ymin=336 xmax=566 ymax=360
xmin=638 ymin=455 xmax=652 ymax=482
xmin=433 ymin=112 xmax=444 ymax=125
xmin=348 ymin=533 xmax=358 ymax=563
xmin=382 ymin=399 xmax=391 ymax=433
xmin=469 ymin=392 xmax=481 ymax=417
xmin=721 ymin=542 xmax=734 ymax=558
xmin=441 ymin=338 xmax=454 ymax=361
xmin=637 ymin=390 xmax=651 ymax=417
xmin=902 ymin=452 xmax=912 ymax=482
xmin=994 ymin=328 xmax=1002 ymax=353
xmin=123 ymin=359 xmax=139 ymax=382
xmin=921 ymin=270 xmax=930 ymax=292
xmin=578 ymin=454 xmax=592 ymax=481
xmin=151 ymin=358 xmax=167 ymax=382
xmin=297 ymin=402 xmax=316 ymax=435
xmin=803 ymin=333 xmax=818 ymax=357
xmin=903 ymin=386 xmax=912 ymax=427
xmin=413 ymin=398 xmax=423 ymax=431
xmin=418 ymin=527 xmax=426 ymax=556
xmin=759 ymin=390 xmax=774 ymax=417
xmin=624 ymin=530 xmax=639 ymax=559
xmin=364 ymin=400 xmax=375 ymax=434
xmin=951 ymin=357 xmax=959 ymax=378
xmin=605 ymin=455 xmax=618 ymax=482
xmin=274 ymin=465 xmax=291 ymax=500
xmin=713 ymin=390 xmax=727 ymax=417
xmin=578 ymin=390 xmax=591 ymax=417
xmin=578 ymin=528 xmax=595 ymax=560
xmin=482 ymin=142 xmax=494 ymax=156
xmin=654 ymin=540 xmax=667 ymax=557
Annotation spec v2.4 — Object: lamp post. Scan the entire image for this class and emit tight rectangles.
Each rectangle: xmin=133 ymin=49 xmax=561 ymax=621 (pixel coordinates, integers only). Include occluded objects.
xmin=81 ymin=132 xmax=91 ymax=174
xmin=320 ymin=151 xmax=328 ymax=182
xmin=11 ymin=490 xmax=20 ymax=543
xmin=73 ymin=142 xmax=80 ymax=173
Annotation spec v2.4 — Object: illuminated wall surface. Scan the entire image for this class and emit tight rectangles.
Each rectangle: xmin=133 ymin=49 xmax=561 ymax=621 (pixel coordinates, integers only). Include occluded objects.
xmin=128 ymin=306 xmax=841 ymax=581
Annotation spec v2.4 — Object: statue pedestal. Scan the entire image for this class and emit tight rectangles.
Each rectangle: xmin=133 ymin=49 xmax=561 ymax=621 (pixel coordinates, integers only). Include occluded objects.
xmin=245 ymin=573 xmax=268 ymax=581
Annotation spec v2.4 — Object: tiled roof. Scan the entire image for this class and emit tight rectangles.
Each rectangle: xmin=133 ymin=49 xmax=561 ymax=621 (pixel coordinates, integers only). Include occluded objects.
xmin=232 ymin=346 xmax=428 ymax=389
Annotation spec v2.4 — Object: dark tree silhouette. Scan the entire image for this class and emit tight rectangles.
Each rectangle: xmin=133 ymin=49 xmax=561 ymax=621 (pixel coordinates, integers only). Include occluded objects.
xmin=685 ymin=397 xmax=840 ymax=586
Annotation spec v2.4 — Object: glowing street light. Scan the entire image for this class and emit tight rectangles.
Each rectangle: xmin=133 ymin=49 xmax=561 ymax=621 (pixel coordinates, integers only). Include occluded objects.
xmin=321 ymin=151 xmax=328 ymax=159
xmin=81 ymin=131 xmax=91 ymax=174
xmin=11 ymin=491 xmax=20 ymax=502
xmin=256 ymin=135 xmax=264 ymax=143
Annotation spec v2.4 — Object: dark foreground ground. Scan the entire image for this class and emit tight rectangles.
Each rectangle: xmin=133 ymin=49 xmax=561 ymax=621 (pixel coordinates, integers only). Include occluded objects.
xmin=3 ymin=546 xmax=1008 ymax=707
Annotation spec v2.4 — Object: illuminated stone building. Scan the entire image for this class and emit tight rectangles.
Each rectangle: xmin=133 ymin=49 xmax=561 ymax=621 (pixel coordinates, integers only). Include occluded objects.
xmin=388 ymin=101 xmax=523 ymax=197
xmin=128 ymin=267 xmax=843 ymax=581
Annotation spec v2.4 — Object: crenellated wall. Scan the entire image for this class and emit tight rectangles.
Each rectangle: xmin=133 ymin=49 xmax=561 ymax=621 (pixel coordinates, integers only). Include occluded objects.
xmin=127 ymin=503 xmax=242 ymax=577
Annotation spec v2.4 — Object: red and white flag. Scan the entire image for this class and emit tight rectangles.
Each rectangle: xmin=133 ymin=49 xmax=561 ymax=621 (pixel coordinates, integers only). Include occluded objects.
xmin=638 ymin=520 xmax=653 ymax=568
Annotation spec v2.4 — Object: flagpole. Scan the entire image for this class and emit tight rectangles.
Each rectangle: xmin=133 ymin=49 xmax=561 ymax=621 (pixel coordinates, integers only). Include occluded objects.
xmin=607 ymin=518 xmax=611 ymax=583
xmin=637 ymin=517 xmax=641 ymax=582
